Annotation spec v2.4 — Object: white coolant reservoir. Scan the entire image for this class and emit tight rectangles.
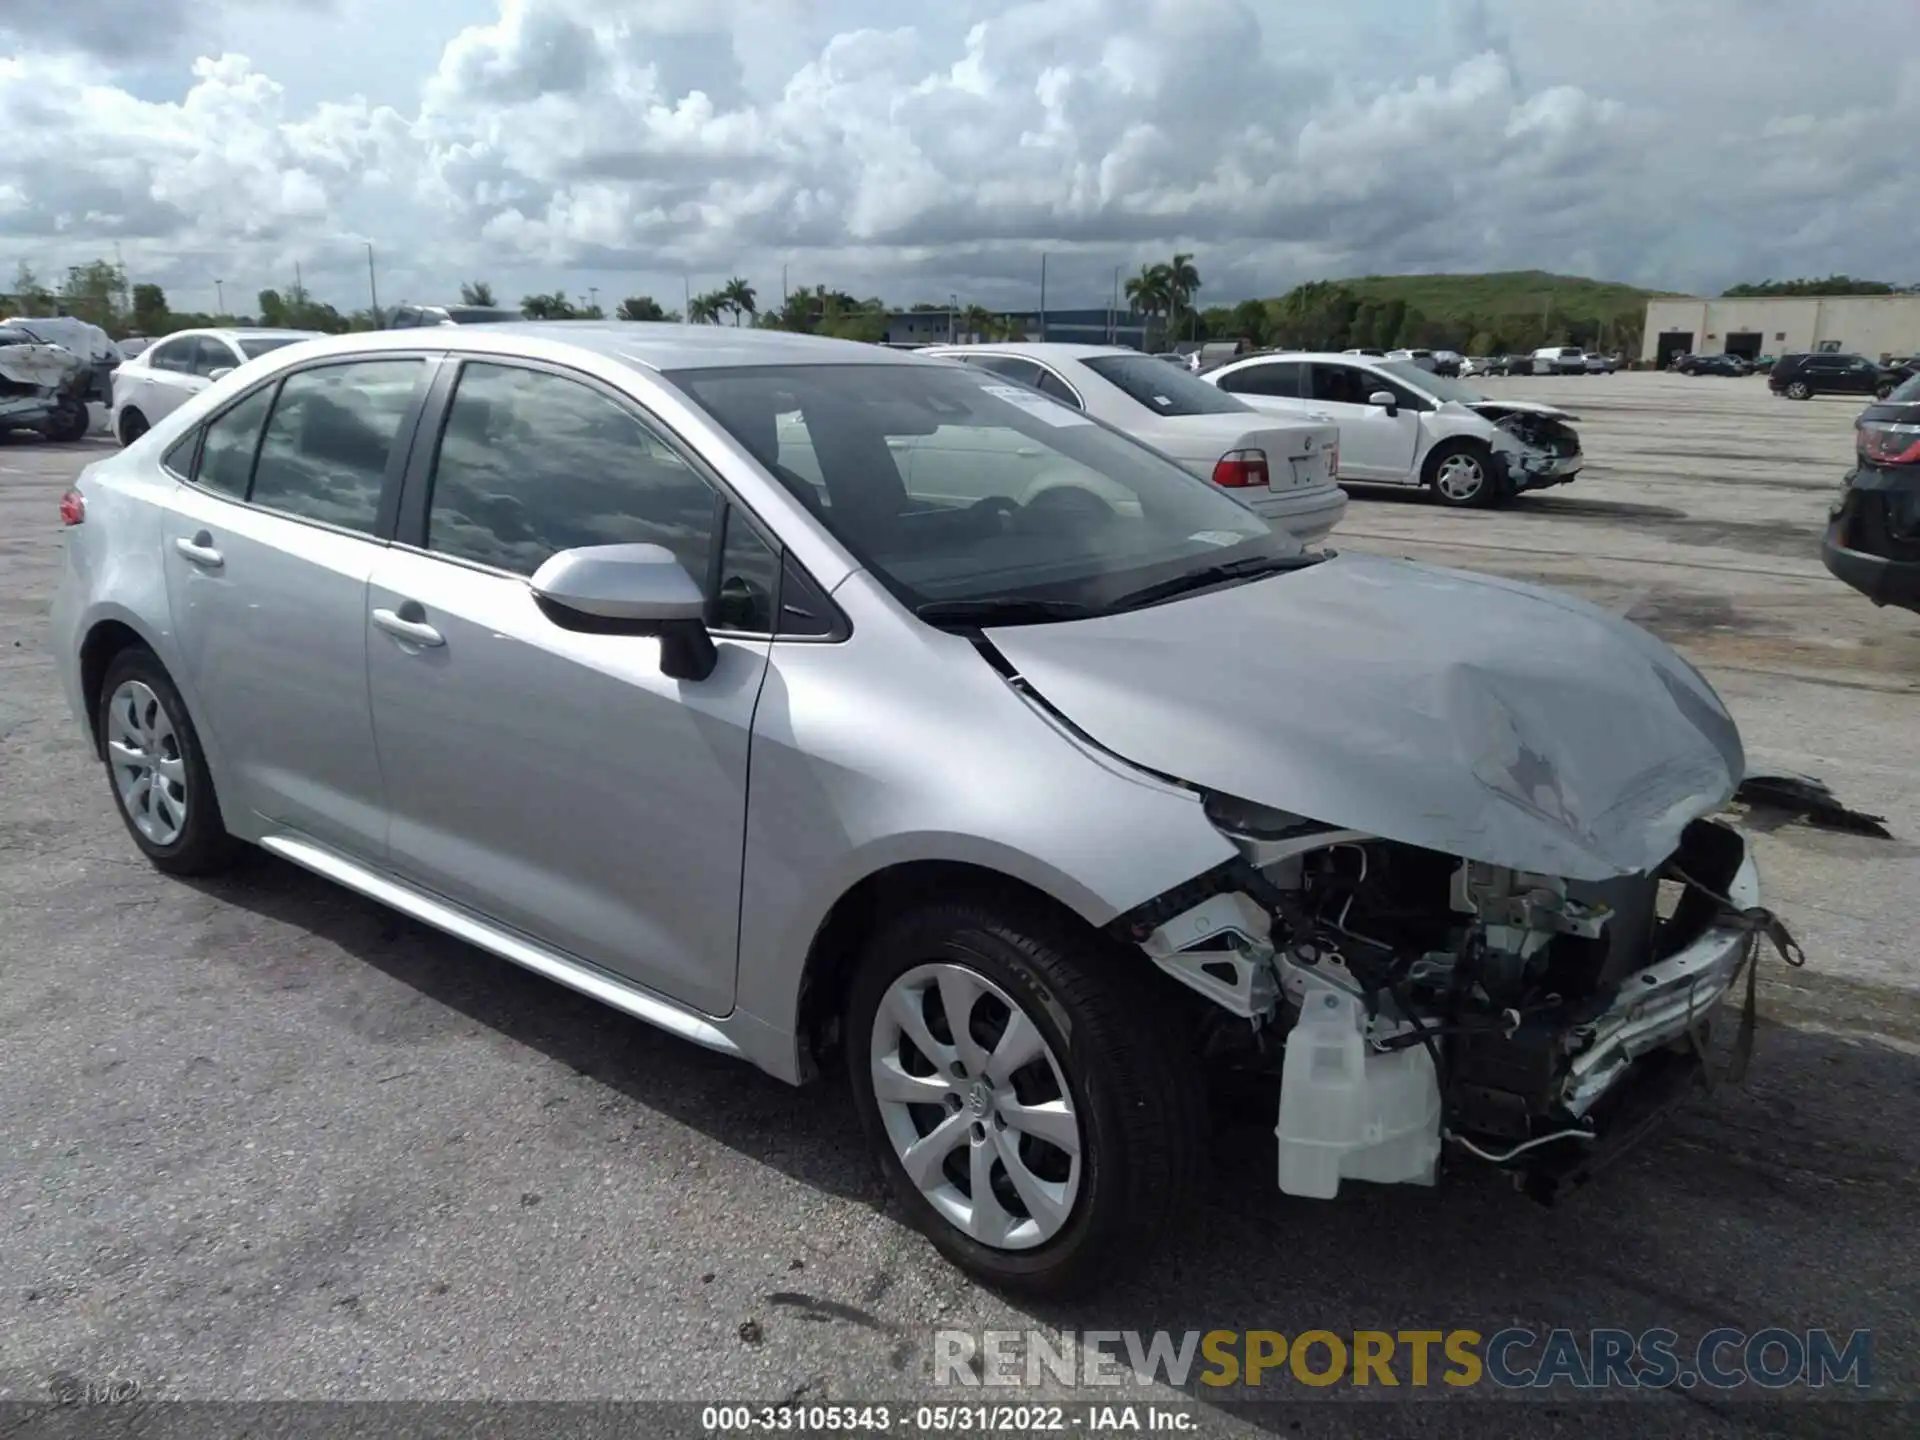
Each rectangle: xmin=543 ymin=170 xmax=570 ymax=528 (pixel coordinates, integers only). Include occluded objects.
xmin=1275 ymin=981 xmax=1442 ymax=1199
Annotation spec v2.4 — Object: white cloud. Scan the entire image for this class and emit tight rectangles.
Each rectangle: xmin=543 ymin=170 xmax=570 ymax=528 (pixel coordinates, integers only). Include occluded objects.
xmin=2 ymin=0 xmax=1916 ymax=315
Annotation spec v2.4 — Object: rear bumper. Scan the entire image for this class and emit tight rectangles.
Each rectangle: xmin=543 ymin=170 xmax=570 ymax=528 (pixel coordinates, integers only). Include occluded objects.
xmin=1823 ymin=519 xmax=1920 ymax=611
xmin=1244 ymin=481 xmax=1349 ymax=546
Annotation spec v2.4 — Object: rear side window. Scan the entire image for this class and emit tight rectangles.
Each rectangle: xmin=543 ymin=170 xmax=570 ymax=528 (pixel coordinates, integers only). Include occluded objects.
xmin=424 ymin=362 xmax=720 ymax=580
xmin=961 ymin=355 xmax=1044 ymax=387
xmin=195 ymin=386 xmax=274 ymax=498
xmin=1218 ymin=361 xmax=1301 ymax=398
xmin=248 ymin=360 xmax=423 ymax=533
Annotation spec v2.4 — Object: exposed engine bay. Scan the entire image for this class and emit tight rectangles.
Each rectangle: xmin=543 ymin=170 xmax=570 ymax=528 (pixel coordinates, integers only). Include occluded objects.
xmin=0 ymin=328 xmax=92 ymax=441
xmin=1115 ymin=794 xmax=1800 ymax=1203
xmin=1472 ymin=403 xmax=1583 ymax=492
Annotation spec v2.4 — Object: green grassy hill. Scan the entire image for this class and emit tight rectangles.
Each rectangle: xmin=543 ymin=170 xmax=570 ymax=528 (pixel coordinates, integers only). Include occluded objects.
xmin=1334 ymin=270 xmax=1674 ymax=330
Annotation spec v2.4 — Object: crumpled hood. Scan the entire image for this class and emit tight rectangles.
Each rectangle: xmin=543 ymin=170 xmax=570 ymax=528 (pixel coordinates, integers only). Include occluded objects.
xmin=987 ymin=553 xmax=1743 ymax=881
xmin=1461 ymin=398 xmax=1577 ymax=423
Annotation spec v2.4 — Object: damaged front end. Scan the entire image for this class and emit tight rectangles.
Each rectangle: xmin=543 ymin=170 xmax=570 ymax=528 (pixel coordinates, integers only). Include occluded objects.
xmin=0 ymin=332 xmax=91 ymax=442
xmin=1476 ymin=403 xmax=1583 ymax=494
xmin=1113 ymin=798 xmax=1799 ymax=1204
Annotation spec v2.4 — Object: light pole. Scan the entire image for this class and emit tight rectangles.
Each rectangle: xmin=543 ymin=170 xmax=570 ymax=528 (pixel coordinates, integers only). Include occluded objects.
xmin=1038 ymin=253 xmax=1047 ymax=341
xmin=589 ymin=286 xmax=600 ymax=315
xmin=949 ymin=292 xmax=958 ymax=343
xmin=214 ymin=278 xmax=224 ymax=315
xmin=364 ymin=242 xmax=379 ymax=325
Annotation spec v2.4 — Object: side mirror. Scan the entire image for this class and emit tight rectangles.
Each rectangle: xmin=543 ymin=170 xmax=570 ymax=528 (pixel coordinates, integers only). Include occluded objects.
xmin=208 ymin=367 xmax=235 ymax=382
xmin=528 ymin=543 xmax=717 ymax=681
xmin=1367 ymin=390 xmax=1399 ymax=415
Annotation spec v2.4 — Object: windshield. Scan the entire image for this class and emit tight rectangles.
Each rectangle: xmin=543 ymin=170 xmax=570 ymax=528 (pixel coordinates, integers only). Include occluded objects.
xmin=1376 ymin=361 xmax=1487 ymax=404
xmin=1079 ymin=354 xmax=1251 ymax=416
xmin=669 ymin=362 xmax=1296 ymax=615
xmin=237 ymin=336 xmax=305 ymax=359
xmin=445 ymin=306 xmax=523 ymax=324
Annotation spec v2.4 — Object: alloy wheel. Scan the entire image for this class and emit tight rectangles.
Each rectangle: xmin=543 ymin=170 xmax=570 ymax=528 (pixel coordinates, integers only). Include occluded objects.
xmin=1434 ymin=452 xmax=1486 ymax=502
xmin=106 ymin=679 xmax=188 ymax=846
xmin=868 ymin=961 xmax=1082 ymax=1251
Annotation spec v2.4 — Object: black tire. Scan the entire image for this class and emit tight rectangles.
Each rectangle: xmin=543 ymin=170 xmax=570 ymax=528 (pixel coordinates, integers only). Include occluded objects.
xmin=846 ymin=897 xmax=1204 ymax=1296
xmin=95 ymin=646 xmax=239 ymax=876
xmin=1874 ymin=382 xmax=1895 ymax=401
xmin=118 ymin=408 xmax=149 ymax=445
xmin=1425 ymin=438 xmax=1502 ymax=508
xmin=45 ymin=397 xmax=90 ymax=443
xmin=1785 ymin=380 xmax=1812 ymax=400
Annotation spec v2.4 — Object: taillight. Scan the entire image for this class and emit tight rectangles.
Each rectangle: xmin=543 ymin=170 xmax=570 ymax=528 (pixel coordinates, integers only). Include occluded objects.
xmin=1328 ymin=441 xmax=1339 ymax=478
xmin=1859 ymin=422 xmax=1920 ymax=465
xmin=59 ymin=488 xmax=86 ymax=526
xmin=1212 ymin=449 xmax=1270 ymax=488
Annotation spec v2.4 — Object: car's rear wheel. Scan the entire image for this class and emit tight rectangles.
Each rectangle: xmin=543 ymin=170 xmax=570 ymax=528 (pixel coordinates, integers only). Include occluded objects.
xmin=1785 ymin=380 xmax=1812 ymax=400
xmin=45 ymin=397 xmax=90 ymax=443
xmin=118 ymin=408 xmax=149 ymax=445
xmin=846 ymin=897 xmax=1202 ymax=1296
xmin=1426 ymin=440 xmax=1500 ymax=508
xmin=1875 ymin=381 xmax=1895 ymax=401
xmin=97 ymin=647 xmax=237 ymax=876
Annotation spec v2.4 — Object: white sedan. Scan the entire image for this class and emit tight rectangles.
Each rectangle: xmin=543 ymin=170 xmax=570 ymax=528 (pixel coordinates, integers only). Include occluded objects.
xmin=1200 ymin=351 xmax=1584 ymax=508
xmin=109 ymin=328 xmax=320 ymax=444
xmin=918 ymin=343 xmax=1347 ymax=544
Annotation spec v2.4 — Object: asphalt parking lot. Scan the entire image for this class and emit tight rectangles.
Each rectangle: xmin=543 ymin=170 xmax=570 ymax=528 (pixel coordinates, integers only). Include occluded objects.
xmin=1 ymin=374 xmax=1915 ymax=1433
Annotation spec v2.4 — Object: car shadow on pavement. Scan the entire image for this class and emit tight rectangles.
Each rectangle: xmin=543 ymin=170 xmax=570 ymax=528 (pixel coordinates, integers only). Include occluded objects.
xmin=186 ymin=851 xmax=1919 ymax=1431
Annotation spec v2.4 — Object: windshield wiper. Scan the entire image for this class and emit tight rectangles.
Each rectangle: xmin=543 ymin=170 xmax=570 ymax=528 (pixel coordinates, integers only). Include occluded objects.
xmin=913 ymin=597 xmax=1099 ymax=628
xmin=1106 ymin=552 xmax=1326 ymax=612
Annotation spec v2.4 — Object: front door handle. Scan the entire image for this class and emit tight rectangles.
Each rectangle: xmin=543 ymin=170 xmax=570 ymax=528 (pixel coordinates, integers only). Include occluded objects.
xmin=372 ymin=604 xmax=445 ymax=648
xmin=173 ymin=531 xmax=223 ymax=568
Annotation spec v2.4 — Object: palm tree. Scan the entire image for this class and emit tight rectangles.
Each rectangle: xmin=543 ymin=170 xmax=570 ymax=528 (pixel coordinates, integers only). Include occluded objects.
xmin=721 ymin=277 xmax=758 ymax=327
xmin=960 ymin=303 xmax=995 ymax=341
xmin=1165 ymin=252 xmax=1201 ymax=338
xmin=460 ymin=280 xmax=497 ymax=307
xmin=1124 ymin=264 xmax=1173 ymax=338
xmin=687 ymin=291 xmax=724 ymax=324
xmin=617 ymin=295 xmax=666 ymax=321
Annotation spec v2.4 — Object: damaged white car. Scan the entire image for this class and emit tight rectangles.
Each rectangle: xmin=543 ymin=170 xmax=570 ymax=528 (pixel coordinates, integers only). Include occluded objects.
xmin=54 ymin=327 xmax=1795 ymax=1298
xmin=0 ymin=325 xmax=92 ymax=441
xmin=1201 ymin=351 xmax=1582 ymax=507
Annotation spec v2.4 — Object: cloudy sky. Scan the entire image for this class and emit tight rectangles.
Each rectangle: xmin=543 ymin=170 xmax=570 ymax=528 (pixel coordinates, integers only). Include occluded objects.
xmin=2 ymin=0 xmax=1914 ymax=317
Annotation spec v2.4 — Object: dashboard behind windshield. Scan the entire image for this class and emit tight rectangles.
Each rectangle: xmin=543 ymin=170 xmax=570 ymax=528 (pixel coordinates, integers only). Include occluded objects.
xmin=669 ymin=362 xmax=1295 ymax=614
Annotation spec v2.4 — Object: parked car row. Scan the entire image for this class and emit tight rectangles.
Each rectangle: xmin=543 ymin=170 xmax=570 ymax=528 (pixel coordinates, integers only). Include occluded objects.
xmin=1770 ymin=352 xmax=1916 ymax=401
xmin=53 ymin=322 xmax=1774 ymax=1294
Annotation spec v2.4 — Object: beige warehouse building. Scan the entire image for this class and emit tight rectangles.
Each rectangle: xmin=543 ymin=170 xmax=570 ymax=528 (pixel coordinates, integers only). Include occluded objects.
xmin=1640 ymin=295 xmax=1920 ymax=368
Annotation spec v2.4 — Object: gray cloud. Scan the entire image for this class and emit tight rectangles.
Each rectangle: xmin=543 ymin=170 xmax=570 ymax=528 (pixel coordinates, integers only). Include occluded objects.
xmin=0 ymin=0 xmax=335 ymax=61
xmin=1 ymin=0 xmax=1916 ymax=314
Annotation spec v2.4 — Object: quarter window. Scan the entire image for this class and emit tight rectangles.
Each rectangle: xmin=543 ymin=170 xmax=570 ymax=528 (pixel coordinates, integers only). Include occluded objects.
xmin=248 ymin=359 xmax=423 ymax=533
xmin=964 ymin=355 xmax=1046 ymax=387
xmin=147 ymin=337 xmax=197 ymax=374
xmin=189 ymin=336 xmax=239 ymax=378
xmin=424 ymin=362 xmax=720 ymax=581
xmin=195 ymin=386 xmax=274 ymax=498
xmin=712 ymin=506 xmax=780 ymax=633
xmin=1033 ymin=368 xmax=1082 ymax=407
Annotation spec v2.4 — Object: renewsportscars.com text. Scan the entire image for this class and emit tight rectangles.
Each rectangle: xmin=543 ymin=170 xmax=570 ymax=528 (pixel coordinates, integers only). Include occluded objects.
xmin=933 ymin=1327 xmax=1872 ymax=1391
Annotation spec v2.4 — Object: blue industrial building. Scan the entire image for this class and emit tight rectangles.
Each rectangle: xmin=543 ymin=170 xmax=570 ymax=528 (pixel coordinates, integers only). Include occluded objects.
xmin=880 ymin=307 xmax=1153 ymax=349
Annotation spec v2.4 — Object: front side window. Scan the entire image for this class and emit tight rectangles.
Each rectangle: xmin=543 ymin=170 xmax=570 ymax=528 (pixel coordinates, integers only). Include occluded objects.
xmin=1306 ymin=364 xmax=1372 ymax=405
xmin=712 ymin=506 xmax=780 ymax=633
xmin=425 ymin=362 xmax=720 ymax=580
xmin=190 ymin=337 xmax=240 ymax=378
xmin=195 ymin=386 xmax=275 ymax=498
xmin=1080 ymin=354 xmax=1249 ymax=416
xmin=248 ymin=360 xmax=424 ymax=533
xmin=671 ymin=363 xmax=1291 ymax=615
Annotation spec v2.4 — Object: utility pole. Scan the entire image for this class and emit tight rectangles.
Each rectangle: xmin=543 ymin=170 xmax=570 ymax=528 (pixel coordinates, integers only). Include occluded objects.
xmin=683 ymin=275 xmax=691 ymax=319
xmin=589 ymin=286 xmax=600 ymax=315
xmin=214 ymin=278 xmax=224 ymax=315
xmin=1110 ymin=264 xmax=1120 ymax=344
xmin=294 ymin=259 xmax=303 ymax=300
xmin=365 ymin=242 xmax=379 ymax=325
xmin=949 ymin=292 xmax=957 ymax=344
xmin=1039 ymin=254 xmax=1050 ymax=339
xmin=782 ymin=263 xmax=788 ymax=309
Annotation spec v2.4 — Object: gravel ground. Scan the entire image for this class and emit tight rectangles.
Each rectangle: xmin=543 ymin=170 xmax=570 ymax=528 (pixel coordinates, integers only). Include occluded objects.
xmin=0 ymin=373 xmax=1914 ymax=1436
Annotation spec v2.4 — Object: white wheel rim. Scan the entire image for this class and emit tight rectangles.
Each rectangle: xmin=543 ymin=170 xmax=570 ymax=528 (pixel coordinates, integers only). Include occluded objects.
xmin=1435 ymin=453 xmax=1485 ymax=500
xmin=870 ymin=962 xmax=1082 ymax=1251
xmin=106 ymin=679 xmax=188 ymax=845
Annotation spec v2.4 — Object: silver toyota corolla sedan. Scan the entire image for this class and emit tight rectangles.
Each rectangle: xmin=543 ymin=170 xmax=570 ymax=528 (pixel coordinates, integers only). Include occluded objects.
xmin=52 ymin=323 xmax=1793 ymax=1295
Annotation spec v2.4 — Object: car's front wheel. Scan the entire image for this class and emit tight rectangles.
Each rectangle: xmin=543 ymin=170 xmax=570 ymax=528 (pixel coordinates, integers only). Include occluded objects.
xmin=847 ymin=897 xmax=1202 ymax=1296
xmin=1785 ymin=380 xmax=1812 ymax=400
xmin=1426 ymin=439 xmax=1501 ymax=508
xmin=96 ymin=646 xmax=238 ymax=876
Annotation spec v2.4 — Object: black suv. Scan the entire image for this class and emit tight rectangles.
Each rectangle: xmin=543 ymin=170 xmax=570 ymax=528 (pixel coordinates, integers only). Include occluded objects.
xmin=1769 ymin=352 xmax=1890 ymax=399
xmin=1823 ymin=372 xmax=1920 ymax=614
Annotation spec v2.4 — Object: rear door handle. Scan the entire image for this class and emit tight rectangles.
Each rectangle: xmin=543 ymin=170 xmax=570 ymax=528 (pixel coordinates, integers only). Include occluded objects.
xmin=372 ymin=604 xmax=445 ymax=648
xmin=173 ymin=532 xmax=223 ymax=569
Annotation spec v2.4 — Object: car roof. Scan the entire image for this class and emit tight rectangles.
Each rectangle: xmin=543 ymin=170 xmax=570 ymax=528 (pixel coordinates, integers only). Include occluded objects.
xmin=261 ymin=321 xmax=927 ymax=372
xmin=156 ymin=327 xmax=322 ymax=344
xmin=921 ymin=341 xmax=1138 ymax=362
